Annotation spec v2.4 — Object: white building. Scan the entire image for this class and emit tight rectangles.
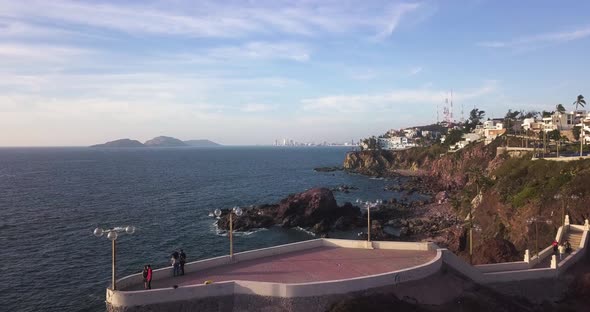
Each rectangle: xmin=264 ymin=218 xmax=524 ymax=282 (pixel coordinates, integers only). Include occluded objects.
xmin=378 ymin=137 xmax=414 ymax=150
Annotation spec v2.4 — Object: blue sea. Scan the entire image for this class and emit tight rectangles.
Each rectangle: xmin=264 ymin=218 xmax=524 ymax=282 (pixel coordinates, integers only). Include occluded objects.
xmin=0 ymin=146 xmax=405 ymax=311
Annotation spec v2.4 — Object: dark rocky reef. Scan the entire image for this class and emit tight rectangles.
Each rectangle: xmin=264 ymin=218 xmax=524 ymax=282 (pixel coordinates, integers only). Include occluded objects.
xmin=216 ymin=188 xmax=361 ymax=235
xmin=313 ymin=166 xmax=344 ymax=172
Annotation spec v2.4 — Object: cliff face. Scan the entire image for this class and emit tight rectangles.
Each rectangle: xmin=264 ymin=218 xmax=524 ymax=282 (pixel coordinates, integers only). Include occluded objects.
xmin=343 ymin=145 xmax=446 ymax=177
xmin=343 ymin=139 xmax=590 ymax=261
xmin=344 ymin=140 xmax=502 ymax=191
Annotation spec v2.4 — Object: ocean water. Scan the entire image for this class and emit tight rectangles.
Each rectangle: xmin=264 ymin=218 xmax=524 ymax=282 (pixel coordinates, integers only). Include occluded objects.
xmin=0 ymin=147 xmax=402 ymax=311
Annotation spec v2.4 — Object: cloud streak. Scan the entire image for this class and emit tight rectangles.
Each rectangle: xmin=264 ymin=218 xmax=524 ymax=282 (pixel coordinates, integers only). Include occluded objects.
xmin=301 ymin=81 xmax=498 ymax=113
xmin=0 ymin=0 xmax=427 ymax=39
xmin=478 ymin=25 xmax=590 ymax=48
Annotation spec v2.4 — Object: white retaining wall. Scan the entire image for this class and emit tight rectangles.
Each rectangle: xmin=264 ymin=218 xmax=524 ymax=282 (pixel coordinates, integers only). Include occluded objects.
xmin=108 ymin=239 xmax=441 ymax=308
xmin=475 ymin=261 xmax=530 ymax=273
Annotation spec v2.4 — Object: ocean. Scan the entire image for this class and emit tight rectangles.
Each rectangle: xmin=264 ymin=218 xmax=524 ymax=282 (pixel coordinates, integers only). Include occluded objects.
xmin=0 ymin=146 xmax=403 ymax=311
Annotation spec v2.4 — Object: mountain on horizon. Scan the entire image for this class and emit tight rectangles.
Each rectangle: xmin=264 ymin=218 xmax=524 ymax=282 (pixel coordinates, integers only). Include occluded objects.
xmin=91 ymin=136 xmax=221 ymax=148
xmin=144 ymin=136 xmax=187 ymax=147
xmin=90 ymin=138 xmax=145 ymax=148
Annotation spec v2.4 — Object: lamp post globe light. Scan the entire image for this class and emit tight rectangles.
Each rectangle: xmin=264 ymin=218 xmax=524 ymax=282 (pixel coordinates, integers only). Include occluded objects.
xmin=93 ymin=225 xmax=136 ymax=291
xmin=554 ymin=194 xmax=580 ymax=227
xmin=356 ymin=199 xmax=383 ymax=242
xmin=215 ymin=206 xmax=243 ymax=259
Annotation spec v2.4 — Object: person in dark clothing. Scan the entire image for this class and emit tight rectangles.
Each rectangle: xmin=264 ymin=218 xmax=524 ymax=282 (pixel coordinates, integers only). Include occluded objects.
xmin=142 ymin=265 xmax=149 ymax=289
xmin=552 ymin=240 xmax=559 ymax=254
xmin=146 ymin=265 xmax=153 ymax=289
xmin=179 ymin=249 xmax=187 ymax=276
xmin=565 ymin=240 xmax=572 ymax=253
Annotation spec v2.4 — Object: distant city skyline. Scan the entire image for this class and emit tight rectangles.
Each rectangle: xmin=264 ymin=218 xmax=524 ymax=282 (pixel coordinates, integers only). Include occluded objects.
xmin=1 ymin=1 xmax=589 ymax=146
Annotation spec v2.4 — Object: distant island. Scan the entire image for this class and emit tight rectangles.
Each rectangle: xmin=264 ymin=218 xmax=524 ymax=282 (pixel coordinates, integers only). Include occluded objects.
xmin=144 ymin=136 xmax=187 ymax=147
xmin=90 ymin=139 xmax=145 ymax=148
xmin=90 ymin=136 xmax=221 ymax=148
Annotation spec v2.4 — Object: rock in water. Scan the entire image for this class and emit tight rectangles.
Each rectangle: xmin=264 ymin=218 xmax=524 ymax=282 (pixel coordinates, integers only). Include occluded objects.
xmin=217 ymin=188 xmax=361 ymax=234
xmin=276 ymin=188 xmax=339 ymax=227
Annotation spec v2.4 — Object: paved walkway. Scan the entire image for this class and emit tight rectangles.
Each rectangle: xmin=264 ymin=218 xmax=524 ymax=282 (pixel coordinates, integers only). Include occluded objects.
xmin=124 ymin=247 xmax=437 ymax=291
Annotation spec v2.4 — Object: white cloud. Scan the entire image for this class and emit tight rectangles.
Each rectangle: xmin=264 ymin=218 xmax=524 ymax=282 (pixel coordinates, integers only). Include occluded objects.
xmin=409 ymin=66 xmax=423 ymax=75
xmin=478 ymin=25 xmax=590 ymax=48
xmin=350 ymin=69 xmax=378 ymax=80
xmin=0 ymin=43 xmax=90 ymax=62
xmin=0 ymin=0 xmax=429 ymax=39
xmin=208 ymin=41 xmax=310 ymax=62
xmin=301 ymin=81 xmax=498 ymax=113
xmin=240 ymin=103 xmax=276 ymax=113
xmin=374 ymin=2 xmax=422 ymax=40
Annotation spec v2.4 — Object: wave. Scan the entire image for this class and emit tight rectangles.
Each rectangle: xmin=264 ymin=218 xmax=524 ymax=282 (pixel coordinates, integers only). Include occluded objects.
xmin=212 ymin=220 xmax=268 ymax=237
xmin=294 ymin=226 xmax=316 ymax=237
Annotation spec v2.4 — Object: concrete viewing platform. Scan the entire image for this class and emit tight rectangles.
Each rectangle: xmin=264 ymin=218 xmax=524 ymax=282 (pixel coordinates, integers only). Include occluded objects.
xmin=123 ymin=246 xmax=437 ymax=291
xmin=106 ymin=221 xmax=588 ymax=312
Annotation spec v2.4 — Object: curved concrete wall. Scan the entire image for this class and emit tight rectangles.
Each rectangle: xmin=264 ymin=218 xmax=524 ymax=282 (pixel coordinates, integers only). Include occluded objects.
xmin=108 ymin=239 xmax=442 ymax=308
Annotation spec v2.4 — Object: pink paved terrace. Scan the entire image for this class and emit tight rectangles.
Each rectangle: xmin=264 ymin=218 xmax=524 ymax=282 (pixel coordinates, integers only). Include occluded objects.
xmin=123 ymin=246 xmax=437 ymax=291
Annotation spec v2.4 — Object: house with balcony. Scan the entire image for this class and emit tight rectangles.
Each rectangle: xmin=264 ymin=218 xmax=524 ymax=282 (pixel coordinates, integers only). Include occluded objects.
xmin=475 ymin=120 xmax=506 ymax=145
xmin=378 ymin=136 xmax=415 ymax=150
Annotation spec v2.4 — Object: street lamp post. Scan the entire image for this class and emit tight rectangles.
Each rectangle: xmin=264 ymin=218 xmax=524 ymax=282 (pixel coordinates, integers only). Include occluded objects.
xmin=356 ymin=199 xmax=383 ymax=242
xmin=526 ymin=217 xmax=552 ymax=258
xmin=93 ymin=225 xmax=136 ymax=291
xmin=214 ymin=206 xmax=243 ymax=259
xmin=554 ymin=194 xmax=580 ymax=226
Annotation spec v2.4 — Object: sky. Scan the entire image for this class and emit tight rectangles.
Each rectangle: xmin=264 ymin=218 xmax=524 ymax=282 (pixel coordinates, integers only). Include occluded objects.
xmin=0 ymin=0 xmax=589 ymax=146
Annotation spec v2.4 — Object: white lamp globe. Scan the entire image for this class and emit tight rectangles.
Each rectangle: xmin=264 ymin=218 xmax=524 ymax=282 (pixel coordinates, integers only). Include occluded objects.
xmin=234 ymin=206 xmax=243 ymax=216
xmin=214 ymin=209 xmax=222 ymax=217
xmin=107 ymin=231 xmax=118 ymax=241
xmin=93 ymin=228 xmax=104 ymax=237
xmin=125 ymin=226 xmax=135 ymax=235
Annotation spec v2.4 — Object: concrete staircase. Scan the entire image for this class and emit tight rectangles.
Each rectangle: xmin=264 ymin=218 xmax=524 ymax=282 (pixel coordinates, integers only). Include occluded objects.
xmin=561 ymin=228 xmax=583 ymax=250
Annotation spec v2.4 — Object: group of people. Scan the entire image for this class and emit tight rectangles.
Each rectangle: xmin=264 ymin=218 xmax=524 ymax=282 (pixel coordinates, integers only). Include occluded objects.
xmin=171 ymin=249 xmax=187 ymax=277
xmin=142 ymin=265 xmax=153 ymax=290
xmin=552 ymin=240 xmax=573 ymax=260
xmin=141 ymin=248 xmax=188 ymax=290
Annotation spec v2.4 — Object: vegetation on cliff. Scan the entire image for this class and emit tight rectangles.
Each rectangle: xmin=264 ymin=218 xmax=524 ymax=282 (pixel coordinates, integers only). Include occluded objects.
xmin=343 ymin=137 xmax=590 ymax=263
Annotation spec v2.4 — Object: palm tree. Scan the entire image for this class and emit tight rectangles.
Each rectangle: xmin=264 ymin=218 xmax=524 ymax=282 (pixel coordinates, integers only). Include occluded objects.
xmin=573 ymin=95 xmax=586 ymax=111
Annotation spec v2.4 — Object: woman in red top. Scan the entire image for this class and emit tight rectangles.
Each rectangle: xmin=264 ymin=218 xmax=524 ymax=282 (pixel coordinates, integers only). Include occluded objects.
xmin=146 ymin=265 xmax=153 ymax=290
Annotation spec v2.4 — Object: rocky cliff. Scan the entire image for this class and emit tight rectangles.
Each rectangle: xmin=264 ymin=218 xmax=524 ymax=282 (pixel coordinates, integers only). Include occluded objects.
xmin=343 ymin=138 xmax=590 ymax=264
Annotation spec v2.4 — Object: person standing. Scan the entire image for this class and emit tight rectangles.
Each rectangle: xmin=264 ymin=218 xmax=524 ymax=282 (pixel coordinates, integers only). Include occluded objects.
xmin=142 ymin=265 xmax=149 ymax=290
xmin=146 ymin=265 xmax=153 ymax=289
xmin=171 ymin=252 xmax=180 ymax=277
xmin=558 ymin=243 xmax=566 ymax=260
xmin=179 ymin=249 xmax=187 ymax=276
xmin=552 ymin=240 xmax=558 ymax=255
xmin=565 ymin=240 xmax=572 ymax=253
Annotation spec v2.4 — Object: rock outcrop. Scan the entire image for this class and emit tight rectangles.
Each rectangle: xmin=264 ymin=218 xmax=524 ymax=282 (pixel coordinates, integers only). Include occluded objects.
xmin=216 ymin=188 xmax=361 ymax=234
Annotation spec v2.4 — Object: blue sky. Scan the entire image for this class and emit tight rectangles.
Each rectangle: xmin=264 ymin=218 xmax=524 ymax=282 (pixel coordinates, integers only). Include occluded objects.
xmin=0 ymin=0 xmax=589 ymax=146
